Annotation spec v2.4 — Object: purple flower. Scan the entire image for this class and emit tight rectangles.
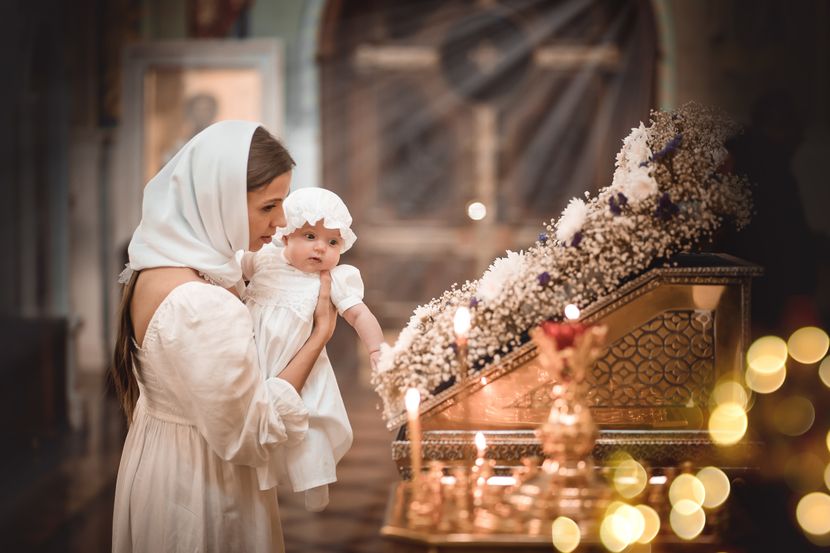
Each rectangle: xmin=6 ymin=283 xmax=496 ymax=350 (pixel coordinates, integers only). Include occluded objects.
xmin=538 ymin=232 xmax=548 ymax=244
xmin=608 ymin=192 xmax=628 ymax=216
xmin=537 ymin=271 xmax=551 ymax=286
xmin=469 ymin=297 xmax=479 ymax=308
xmin=570 ymin=232 xmax=583 ymax=247
xmin=653 ymin=133 xmax=683 ymax=161
xmin=654 ymin=192 xmax=680 ymax=220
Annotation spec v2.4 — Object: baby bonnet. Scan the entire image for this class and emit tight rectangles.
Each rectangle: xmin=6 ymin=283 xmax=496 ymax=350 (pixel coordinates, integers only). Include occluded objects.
xmin=276 ymin=187 xmax=357 ymax=253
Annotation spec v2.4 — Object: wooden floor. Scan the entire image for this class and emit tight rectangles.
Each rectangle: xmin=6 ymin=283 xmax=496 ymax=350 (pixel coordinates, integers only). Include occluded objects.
xmin=0 ymin=368 xmax=404 ymax=552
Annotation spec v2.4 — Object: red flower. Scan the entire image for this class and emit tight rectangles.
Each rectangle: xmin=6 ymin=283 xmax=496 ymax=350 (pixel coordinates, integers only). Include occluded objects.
xmin=540 ymin=320 xmax=586 ymax=349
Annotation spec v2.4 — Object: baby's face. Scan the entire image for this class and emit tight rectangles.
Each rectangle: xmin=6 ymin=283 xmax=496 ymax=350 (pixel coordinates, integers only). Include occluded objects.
xmin=283 ymin=222 xmax=342 ymax=273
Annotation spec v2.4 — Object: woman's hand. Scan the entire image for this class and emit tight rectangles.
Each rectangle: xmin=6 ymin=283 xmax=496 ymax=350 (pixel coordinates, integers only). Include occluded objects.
xmin=312 ymin=270 xmax=337 ymax=343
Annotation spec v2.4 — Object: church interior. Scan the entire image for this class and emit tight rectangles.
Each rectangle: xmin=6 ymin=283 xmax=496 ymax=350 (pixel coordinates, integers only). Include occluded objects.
xmin=2 ymin=1 xmax=830 ymax=551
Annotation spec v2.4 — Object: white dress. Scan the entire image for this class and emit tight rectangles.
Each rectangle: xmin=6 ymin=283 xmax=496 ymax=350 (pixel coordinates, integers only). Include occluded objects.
xmin=242 ymin=244 xmax=360 ymax=510
xmin=112 ymin=281 xmax=309 ymax=553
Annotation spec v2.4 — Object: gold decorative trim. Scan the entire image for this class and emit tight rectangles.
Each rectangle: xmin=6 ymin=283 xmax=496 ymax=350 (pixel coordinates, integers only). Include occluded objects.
xmin=386 ymin=257 xmax=761 ymax=430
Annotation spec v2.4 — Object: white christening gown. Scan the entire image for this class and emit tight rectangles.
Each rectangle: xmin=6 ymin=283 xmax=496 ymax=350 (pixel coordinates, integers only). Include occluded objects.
xmin=242 ymin=244 xmax=359 ymax=510
xmin=112 ymin=281 xmax=309 ymax=553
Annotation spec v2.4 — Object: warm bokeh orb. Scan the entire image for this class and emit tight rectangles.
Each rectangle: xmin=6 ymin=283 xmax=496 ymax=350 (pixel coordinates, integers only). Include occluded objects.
xmin=784 ymin=453 xmax=827 ymax=494
xmin=669 ymin=474 xmax=706 ymax=512
xmin=696 ymin=466 xmax=730 ymax=508
xmin=670 ymin=501 xmax=706 ymax=540
xmin=613 ymin=459 xmax=648 ymax=499
xmin=788 ymin=327 xmax=829 ymax=364
xmin=615 ymin=504 xmax=645 ymax=544
xmin=712 ymin=380 xmax=749 ymax=410
xmin=747 ymin=335 xmax=788 ymax=373
xmin=551 ymin=516 xmax=581 ymax=553
xmin=796 ymin=492 xmax=830 ymax=535
xmin=745 ymin=363 xmax=786 ymax=394
xmin=708 ymin=402 xmax=748 ymax=445
xmin=635 ymin=504 xmax=661 ymax=543
xmin=819 ymin=357 xmax=830 ymax=388
xmin=599 ymin=513 xmax=630 ymax=553
xmin=771 ymin=396 xmax=815 ymax=436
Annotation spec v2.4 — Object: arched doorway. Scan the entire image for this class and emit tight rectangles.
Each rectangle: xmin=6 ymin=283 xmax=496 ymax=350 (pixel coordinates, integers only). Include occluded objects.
xmin=320 ymin=0 xmax=658 ymax=330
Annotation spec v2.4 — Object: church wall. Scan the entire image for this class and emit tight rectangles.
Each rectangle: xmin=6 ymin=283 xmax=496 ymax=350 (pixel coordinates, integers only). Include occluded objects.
xmin=1 ymin=0 xmax=827 ymax=434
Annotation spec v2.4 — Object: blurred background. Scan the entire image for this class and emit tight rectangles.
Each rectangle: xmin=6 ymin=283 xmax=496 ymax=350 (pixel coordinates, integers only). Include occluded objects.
xmin=1 ymin=0 xmax=828 ymax=551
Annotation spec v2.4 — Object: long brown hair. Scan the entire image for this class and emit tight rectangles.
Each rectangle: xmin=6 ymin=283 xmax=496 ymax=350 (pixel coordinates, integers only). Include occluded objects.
xmin=110 ymin=126 xmax=295 ymax=423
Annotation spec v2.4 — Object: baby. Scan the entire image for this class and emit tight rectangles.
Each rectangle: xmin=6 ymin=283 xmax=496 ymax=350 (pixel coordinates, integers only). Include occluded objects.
xmin=241 ymin=187 xmax=384 ymax=511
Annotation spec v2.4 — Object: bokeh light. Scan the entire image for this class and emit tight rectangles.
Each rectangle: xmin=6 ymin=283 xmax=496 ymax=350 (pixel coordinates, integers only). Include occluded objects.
xmin=827 ymin=429 xmax=830 ymax=454
xmin=747 ymin=335 xmax=788 ymax=373
xmin=824 ymin=463 xmax=830 ymax=492
xmin=635 ymin=504 xmax=661 ymax=543
xmin=784 ymin=453 xmax=827 ymax=493
xmin=788 ymin=327 xmax=829 ymax=364
xmin=708 ymin=402 xmax=748 ymax=445
xmin=551 ymin=516 xmax=581 ymax=553
xmin=606 ymin=451 xmax=633 ymax=466
xmin=669 ymin=474 xmax=706 ymax=512
xmin=599 ymin=513 xmax=630 ymax=552
xmin=771 ymin=396 xmax=815 ymax=436
xmin=466 ymin=201 xmax=487 ymax=221
xmin=712 ymin=379 xmax=750 ymax=410
xmin=696 ymin=466 xmax=730 ymax=508
xmin=613 ymin=459 xmax=648 ymax=499
xmin=670 ymin=501 xmax=706 ymax=540
xmin=615 ymin=504 xmax=645 ymax=544
xmin=796 ymin=492 xmax=830 ymax=535
xmin=819 ymin=357 xmax=830 ymax=388
xmin=745 ymin=363 xmax=786 ymax=394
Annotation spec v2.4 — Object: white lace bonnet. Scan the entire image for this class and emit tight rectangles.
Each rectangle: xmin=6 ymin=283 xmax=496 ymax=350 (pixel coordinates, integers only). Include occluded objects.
xmin=275 ymin=187 xmax=357 ymax=253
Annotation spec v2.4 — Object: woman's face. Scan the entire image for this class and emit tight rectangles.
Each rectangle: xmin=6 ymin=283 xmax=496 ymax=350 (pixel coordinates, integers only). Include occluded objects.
xmin=247 ymin=171 xmax=291 ymax=251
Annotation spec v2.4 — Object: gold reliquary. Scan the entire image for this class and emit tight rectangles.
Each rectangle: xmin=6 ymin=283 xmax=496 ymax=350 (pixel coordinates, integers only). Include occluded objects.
xmin=389 ymin=254 xmax=762 ymax=476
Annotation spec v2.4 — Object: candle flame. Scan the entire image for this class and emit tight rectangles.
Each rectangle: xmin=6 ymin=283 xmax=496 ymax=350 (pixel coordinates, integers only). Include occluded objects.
xmin=405 ymin=388 xmax=421 ymax=413
xmin=564 ymin=304 xmax=580 ymax=320
xmin=475 ymin=431 xmax=486 ymax=452
xmin=454 ymin=307 xmax=471 ymax=337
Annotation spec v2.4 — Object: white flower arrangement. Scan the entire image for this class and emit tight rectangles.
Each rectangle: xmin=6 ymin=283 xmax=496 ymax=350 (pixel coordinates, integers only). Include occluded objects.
xmin=371 ymin=102 xmax=752 ymax=422
xmin=555 ymin=198 xmax=589 ymax=244
xmin=477 ymin=250 xmax=526 ymax=301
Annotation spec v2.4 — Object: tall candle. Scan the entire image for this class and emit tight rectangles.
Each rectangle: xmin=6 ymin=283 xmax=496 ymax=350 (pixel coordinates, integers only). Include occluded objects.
xmin=453 ymin=307 xmax=471 ymax=382
xmin=454 ymin=307 xmax=471 ymax=341
xmin=405 ymin=388 xmax=422 ymax=482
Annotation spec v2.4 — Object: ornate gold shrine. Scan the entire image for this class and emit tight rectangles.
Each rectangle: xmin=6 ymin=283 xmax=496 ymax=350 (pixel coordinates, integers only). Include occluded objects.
xmin=389 ymin=254 xmax=763 ymax=476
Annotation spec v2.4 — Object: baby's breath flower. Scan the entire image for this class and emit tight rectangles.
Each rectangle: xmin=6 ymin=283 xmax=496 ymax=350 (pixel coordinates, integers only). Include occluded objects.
xmin=370 ymin=102 xmax=752 ymax=422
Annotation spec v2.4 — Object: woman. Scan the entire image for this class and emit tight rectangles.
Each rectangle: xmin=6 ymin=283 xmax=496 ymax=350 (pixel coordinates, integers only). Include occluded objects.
xmin=110 ymin=120 xmax=336 ymax=552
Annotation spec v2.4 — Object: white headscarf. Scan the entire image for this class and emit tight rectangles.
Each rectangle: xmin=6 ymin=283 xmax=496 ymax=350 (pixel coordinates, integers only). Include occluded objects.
xmin=274 ymin=187 xmax=357 ymax=253
xmin=120 ymin=120 xmax=260 ymax=288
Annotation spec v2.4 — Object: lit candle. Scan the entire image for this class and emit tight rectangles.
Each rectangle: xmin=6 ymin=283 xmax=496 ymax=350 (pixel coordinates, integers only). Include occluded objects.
xmin=564 ymin=303 xmax=580 ymax=320
xmin=454 ymin=307 xmax=471 ymax=383
xmin=474 ymin=431 xmax=487 ymax=464
xmin=453 ymin=307 xmax=473 ymax=435
xmin=405 ymin=388 xmax=422 ymax=482
xmin=454 ymin=306 xmax=472 ymax=340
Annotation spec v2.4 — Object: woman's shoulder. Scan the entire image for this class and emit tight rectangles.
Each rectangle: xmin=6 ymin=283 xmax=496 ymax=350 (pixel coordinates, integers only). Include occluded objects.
xmin=149 ymin=281 xmax=250 ymax=346
xmin=137 ymin=269 xmax=246 ymax=325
